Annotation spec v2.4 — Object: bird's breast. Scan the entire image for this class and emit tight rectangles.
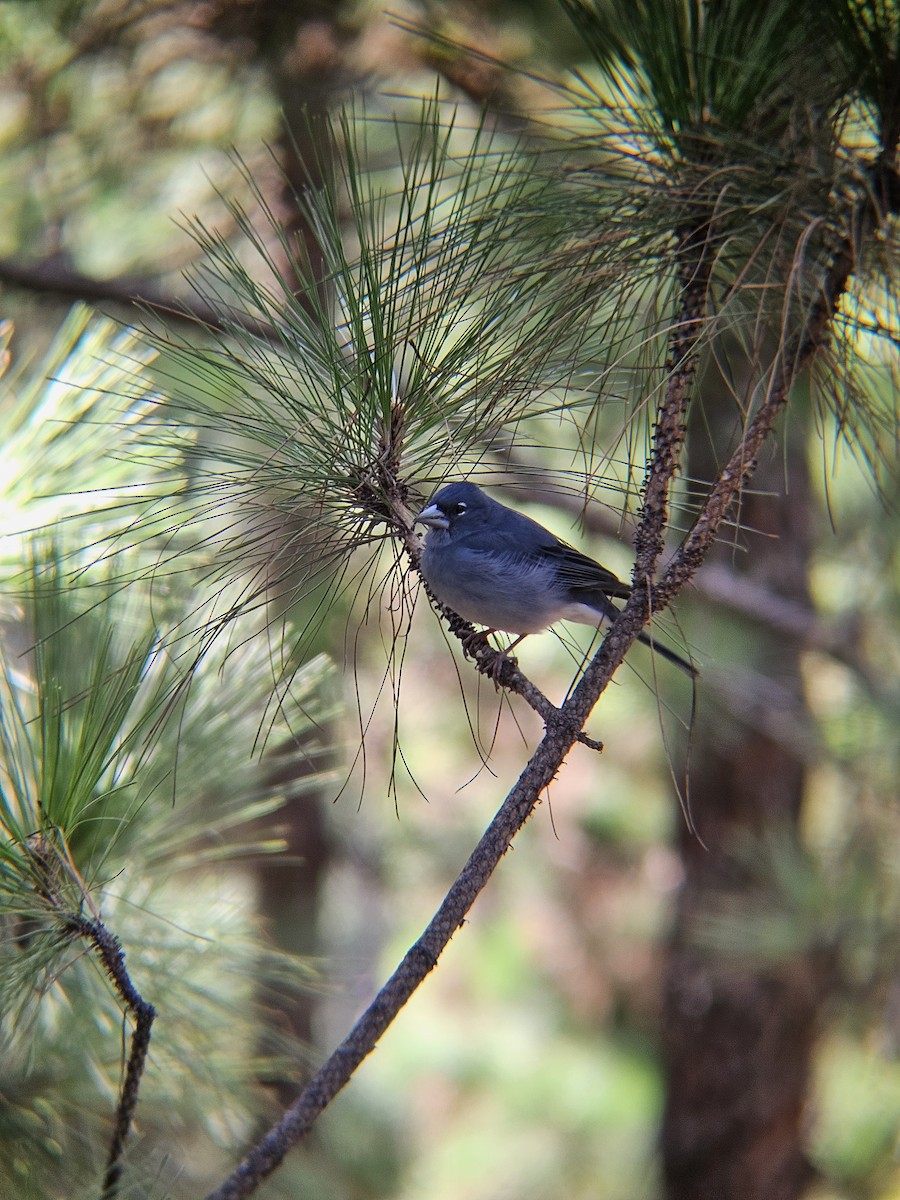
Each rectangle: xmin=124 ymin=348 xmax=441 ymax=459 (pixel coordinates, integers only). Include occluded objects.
xmin=420 ymin=543 xmax=599 ymax=634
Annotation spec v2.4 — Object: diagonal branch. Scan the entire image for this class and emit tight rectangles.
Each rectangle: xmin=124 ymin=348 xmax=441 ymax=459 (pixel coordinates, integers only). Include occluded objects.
xmin=203 ymin=706 xmax=584 ymax=1200
xmin=656 ymin=235 xmax=857 ymax=606
xmin=200 ymin=288 xmax=837 ymax=1200
xmin=633 ymin=220 xmax=715 ymax=581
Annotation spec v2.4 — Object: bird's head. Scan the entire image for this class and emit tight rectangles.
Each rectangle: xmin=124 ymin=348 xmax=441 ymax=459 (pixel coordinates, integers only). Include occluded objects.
xmin=415 ymin=482 xmax=489 ymax=534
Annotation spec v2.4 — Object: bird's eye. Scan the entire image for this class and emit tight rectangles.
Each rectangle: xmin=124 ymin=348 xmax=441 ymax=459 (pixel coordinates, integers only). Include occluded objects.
xmin=452 ymin=502 xmax=467 ymax=516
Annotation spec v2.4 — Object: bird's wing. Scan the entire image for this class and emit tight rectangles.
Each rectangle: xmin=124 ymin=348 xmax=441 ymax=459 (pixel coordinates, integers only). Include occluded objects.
xmin=453 ymin=520 xmax=631 ymax=598
xmin=451 ymin=511 xmax=633 ymax=595
xmin=537 ymin=540 xmax=631 ymax=598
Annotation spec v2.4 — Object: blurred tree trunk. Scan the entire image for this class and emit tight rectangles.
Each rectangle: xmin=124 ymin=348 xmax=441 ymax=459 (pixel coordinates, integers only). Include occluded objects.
xmin=239 ymin=0 xmax=346 ymax=295
xmin=661 ymin=373 xmax=827 ymax=1199
xmin=212 ymin=0 xmax=348 ymax=291
xmin=210 ymin=0 xmax=350 ymax=1092
xmin=257 ymin=739 xmax=333 ymax=1094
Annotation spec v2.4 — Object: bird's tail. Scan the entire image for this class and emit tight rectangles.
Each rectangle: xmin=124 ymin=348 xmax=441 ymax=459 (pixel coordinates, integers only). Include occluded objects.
xmin=636 ymin=630 xmax=697 ymax=678
xmin=593 ymin=594 xmax=697 ymax=678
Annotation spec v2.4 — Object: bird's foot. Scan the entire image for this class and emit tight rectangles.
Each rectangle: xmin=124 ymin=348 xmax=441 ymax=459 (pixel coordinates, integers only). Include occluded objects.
xmin=461 ymin=627 xmax=493 ymax=658
xmin=484 ymin=645 xmax=514 ymax=688
xmin=460 ymin=628 xmax=514 ymax=688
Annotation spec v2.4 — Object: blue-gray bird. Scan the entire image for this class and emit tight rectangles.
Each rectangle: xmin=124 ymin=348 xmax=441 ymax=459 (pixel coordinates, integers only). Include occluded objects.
xmin=416 ymin=481 xmax=695 ymax=676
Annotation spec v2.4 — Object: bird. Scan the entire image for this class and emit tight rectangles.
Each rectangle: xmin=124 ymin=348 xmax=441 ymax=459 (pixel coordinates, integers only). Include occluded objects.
xmin=416 ymin=481 xmax=696 ymax=677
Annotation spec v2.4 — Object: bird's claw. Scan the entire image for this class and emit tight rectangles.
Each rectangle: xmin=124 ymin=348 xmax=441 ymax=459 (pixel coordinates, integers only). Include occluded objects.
xmin=461 ymin=628 xmax=492 ymax=657
xmin=460 ymin=628 xmax=515 ymax=688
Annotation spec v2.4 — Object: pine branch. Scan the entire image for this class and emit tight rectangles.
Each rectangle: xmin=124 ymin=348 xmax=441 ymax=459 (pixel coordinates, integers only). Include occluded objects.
xmin=22 ymin=836 xmax=156 ymax=1200
xmin=200 ymin=352 xmax=691 ymax=1197
xmin=203 ymin=290 xmax=706 ymax=1197
xmin=634 ymin=219 xmax=715 ymax=580
xmin=197 ymin=365 xmax=819 ymax=1197
xmin=575 ymin=220 xmax=861 ymax=711
xmin=62 ymin=914 xmax=157 ymax=1200
xmin=656 ymin=235 xmax=857 ymax=605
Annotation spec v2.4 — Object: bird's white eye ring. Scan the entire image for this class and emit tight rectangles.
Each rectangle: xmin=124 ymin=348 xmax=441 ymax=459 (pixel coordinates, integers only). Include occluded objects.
xmin=453 ymin=502 xmax=467 ymax=515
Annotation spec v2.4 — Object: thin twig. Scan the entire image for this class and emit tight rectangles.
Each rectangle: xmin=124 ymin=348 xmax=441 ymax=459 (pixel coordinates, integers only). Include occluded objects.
xmin=65 ymin=913 xmax=157 ymax=1200
xmin=24 ymin=837 xmax=157 ymax=1198
xmin=424 ymin=582 xmax=604 ymax=752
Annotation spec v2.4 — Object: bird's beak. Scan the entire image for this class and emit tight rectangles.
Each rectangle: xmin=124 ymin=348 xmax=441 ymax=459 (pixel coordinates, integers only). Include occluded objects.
xmin=416 ymin=502 xmax=449 ymax=531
